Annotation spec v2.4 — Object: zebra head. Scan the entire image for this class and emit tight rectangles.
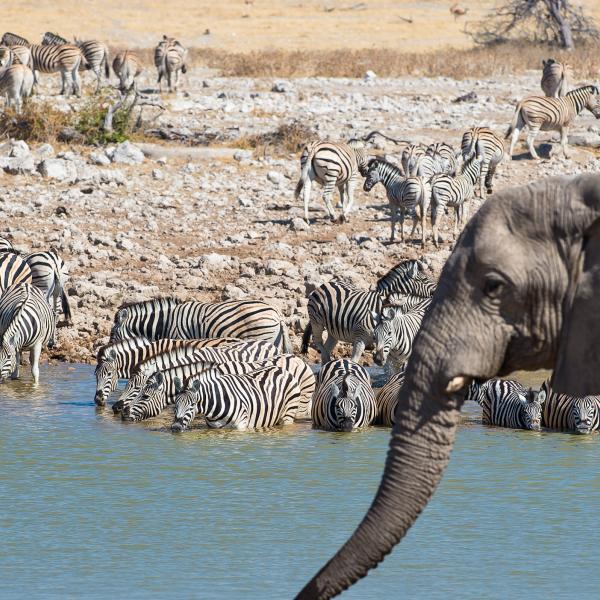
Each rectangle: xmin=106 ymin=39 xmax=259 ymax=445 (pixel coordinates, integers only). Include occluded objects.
xmin=94 ymin=348 xmax=118 ymax=406
xmin=331 ymin=376 xmax=360 ymax=432
xmin=518 ymin=388 xmax=545 ymax=431
xmin=464 ymin=380 xmax=485 ymax=404
xmin=571 ymin=396 xmax=598 ymax=435
xmin=123 ymin=369 xmax=166 ymax=422
xmin=371 ymin=306 xmax=398 ymax=366
xmin=376 ymin=259 xmax=436 ymax=298
xmin=171 ymin=377 xmax=201 ymax=433
xmin=363 ymin=159 xmax=383 ymax=192
xmin=584 ymin=86 xmax=600 ymax=119
xmin=0 ymin=335 xmax=17 ymax=381
xmin=119 ymin=365 xmax=154 ymax=419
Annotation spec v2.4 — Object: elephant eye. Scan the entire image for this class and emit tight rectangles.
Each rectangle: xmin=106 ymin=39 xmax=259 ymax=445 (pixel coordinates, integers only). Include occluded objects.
xmin=483 ymin=276 xmax=504 ymax=298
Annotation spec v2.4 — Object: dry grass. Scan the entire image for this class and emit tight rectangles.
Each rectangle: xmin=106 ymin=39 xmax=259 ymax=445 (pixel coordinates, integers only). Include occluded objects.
xmin=232 ymin=121 xmax=315 ymax=156
xmin=0 ymin=102 xmax=70 ymax=143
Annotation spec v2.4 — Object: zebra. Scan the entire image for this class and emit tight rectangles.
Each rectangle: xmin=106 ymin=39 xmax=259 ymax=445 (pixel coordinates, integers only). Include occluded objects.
xmin=371 ymin=297 xmax=431 ymax=375
xmin=0 ymin=237 xmax=13 ymax=252
xmin=42 ymin=32 xmax=110 ymax=93
xmin=0 ymin=44 xmax=32 ymax=69
xmin=110 ymin=298 xmax=291 ymax=352
xmin=374 ymin=365 xmax=406 ymax=426
xmin=154 ymin=35 xmax=187 ymax=92
xmin=465 ymin=379 xmax=543 ymax=430
xmin=311 ymin=359 xmax=376 ymax=431
xmin=0 ymin=284 xmax=55 ymax=383
xmin=506 ymin=85 xmax=600 ymax=160
xmin=426 ymin=142 xmax=458 ymax=176
xmin=363 ymin=158 xmax=431 ymax=246
xmin=294 ymin=140 xmax=369 ymax=224
xmin=24 ymin=251 xmax=72 ymax=326
xmin=540 ymin=379 xmax=600 ymax=434
xmin=461 ymin=127 xmax=505 ymax=197
xmin=118 ymin=339 xmax=280 ymax=417
xmin=112 ymin=51 xmax=143 ymax=92
xmin=375 ymin=260 xmax=436 ymax=299
xmin=0 ymin=251 xmax=32 ymax=294
xmin=171 ymin=365 xmax=302 ymax=432
xmin=430 ymin=156 xmax=481 ymax=247
xmin=0 ymin=63 xmax=34 ymax=112
xmin=400 ymin=144 xmax=426 ymax=175
xmin=541 ymin=59 xmax=572 ymax=98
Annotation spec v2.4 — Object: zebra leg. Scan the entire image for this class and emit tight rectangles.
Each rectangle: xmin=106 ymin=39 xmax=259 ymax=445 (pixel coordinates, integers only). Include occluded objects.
xmin=322 ymin=334 xmax=338 ymax=365
xmin=344 ymin=176 xmax=357 ymax=218
xmin=432 ymin=206 xmax=442 ymax=247
xmin=337 ymin=184 xmax=347 ymax=223
xmin=11 ymin=352 xmax=21 ymax=380
xmin=73 ymin=68 xmax=81 ymax=97
xmin=479 ymin=163 xmax=488 ymax=198
xmin=60 ymin=71 xmax=68 ymax=95
xmin=303 ymin=177 xmax=313 ymax=223
xmin=30 ymin=343 xmax=42 ymax=384
xmin=508 ymin=127 xmax=521 ymax=158
xmin=322 ymin=181 xmax=338 ymax=222
xmin=526 ymin=127 xmax=540 ymax=160
xmin=350 ymin=339 xmax=366 ymax=363
xmin=560 ymin=126 xmax=571 ymax=159
xmin=485 ymin=162 xmax=497 ymax=194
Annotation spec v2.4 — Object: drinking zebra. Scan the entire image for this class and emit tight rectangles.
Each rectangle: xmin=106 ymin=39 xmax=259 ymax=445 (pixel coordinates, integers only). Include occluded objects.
xmin=112 ymin=51 xmax=143 ymax=92
xmin=171 ymin=365 xmax=302 ymax=432
xmin=541 ymin=379 xmax=600 ymax=434
xmin=110 ymin=298 xmax=290 ymax=351
xmin=375 ymin=260 xmax=436 ymax=299
xmin=374 ymin=365 xmax=406 ymax=426
xmin=42 ymin=32 xmax=110 ymax=93
xmin=363 ymin=158 xmax=431 ymax=246
xmin=372 ymin=297 xmax=431 ymax=376
xmin=430 ymin=156 xmax=481 ymax=247
xmin=294 ymin=139 xmax=369 ymax=224
xmin=154 ymin=35 xmax=187 ymax=92
xmin=506 ymin=85 xmax=600 ymax=160
xmin=24 ymin=250 xmax=72 ymax=326
xmin=426 ymin=142 xmax=458 ymax=176
xmin=0 ymin=284 xmax=55 ymax=383
xmin=541 ymin=59 xmax=572 ymax=98
xmin=461 ymin=127 xmax=505 ymax=197
xmin=0 ymin=63 xmax=34 ymax=112
xmin=465 ymin=379 xmax=543 ymax=430
xmin=118 ymin=339 xmax=280 ymax=417
xmin=0 ymin=251 xmax=32 ymax=294
xmin=311 ymin=359 xmax=376 ymax=431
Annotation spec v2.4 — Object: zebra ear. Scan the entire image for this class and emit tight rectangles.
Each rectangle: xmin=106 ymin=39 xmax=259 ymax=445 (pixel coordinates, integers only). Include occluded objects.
xmin=383 ymin=306 xmax=397 ymax=320
xmin=371 ymin=310 xmax=380 ymax=326
xmin=518 ymin=394 xmax=528 ymax=406
xmin=153 ymin=371 xmax=164 ymax=387
xmin=409 ymin=261 xmax=418 ymax=277
xmin=331 ymin=383 xmax=340 ymax=399
xmin=536 ymin=389 xmax=546 ymax=404
xmin=174 ymin=377 xmax=183 ymax=393
xmin=192 ymin=379 xmax=202 ymax=392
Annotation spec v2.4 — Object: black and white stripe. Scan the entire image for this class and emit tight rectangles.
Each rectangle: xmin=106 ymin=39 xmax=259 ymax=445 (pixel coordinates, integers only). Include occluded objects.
xmin=311 ymin=359 xmax=376 ymax=431
xmin=466 ymin=379 xmax=543 ymax=430
xmin=154 ymin=35 xmax=187 ymax=92
xmin=541 ymin=59 xmax=572 ymax=98
xmin=112 ymin=50 xmax=143 ymax=92
xmin=506 ymin=85 xmax=600 ymax=159
xmin=363 ymin=158 xmax=431 ymax=245
xmin=0 ymin=283 xmax=54 ymax=383
xmin=0 ymin=237 xmax=13 ymax=252
xmin=374 ymin=365 xmax=406 ymax=426
xmin=0 ymin=44 xmax=32 ymax=68
xmin=541 ymin=379 xmax=600 ymax=434
xmin=376 ymin=259 xmax=436 ymax=299
xmin=426 ymin=142 xmax=458 ymax=176
xmin=0 ymin=251 xmax=32 ymax=293
xmin=0 ymin=63 xmax=34 ymax=112
xmin=400 ymin=144 xmax=426 ymax=176
xmin=461 ymin=127 xmax=505 ymax=197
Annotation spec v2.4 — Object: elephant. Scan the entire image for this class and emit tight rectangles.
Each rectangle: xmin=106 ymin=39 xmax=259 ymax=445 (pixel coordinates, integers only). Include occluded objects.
xmin=296 ymin=173 xmax=600 ymax=599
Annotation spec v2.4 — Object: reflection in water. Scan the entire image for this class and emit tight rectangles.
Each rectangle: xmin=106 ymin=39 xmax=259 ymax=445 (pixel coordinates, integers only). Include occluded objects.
xmin=1 ymin=364 xmax=599 ymax=600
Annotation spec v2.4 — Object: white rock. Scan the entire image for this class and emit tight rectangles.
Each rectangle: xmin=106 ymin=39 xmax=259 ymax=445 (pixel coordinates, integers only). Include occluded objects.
xmin=37 ymin=158 xmax=78 ymax=182
xmin=290 ymin=217 xmax=309 ymax=231
xmin=363 ymin=70 xmax=377 ymax=83
xmin=9 ymin=140 xmax=30 ymax=158
xmin=267 ymin=170 xmax=283 ymax=185
xmin=34 ymin=143 xmax=55 ymax=159
xmin=89 ymin=151 xmax=111 ymax=166
xmin=111 ymin=141 xmax=145 ymax=165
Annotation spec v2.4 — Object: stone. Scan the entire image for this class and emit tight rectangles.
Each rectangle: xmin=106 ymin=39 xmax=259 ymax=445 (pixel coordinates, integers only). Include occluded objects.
xmin=271 ymin=82 xmax=289 ymax=93
xmin=2 ymin=155 xmax=36 ymax=175
xmin=267 ymin=170 xmax=283 ymax=185
xmin=363 ymin=70 xmax=377 ymax=83
xmin=34 ymin=143 xmax=55 ymax=159
xmin=233 ymin=150 xmax=252 ymax=162
xmin=89 ymin=151 xmax=111 ymax=166
xmin=111 ymin=141 xmax=145 ymax=165
xmin=37 ymin=158 xmax=78 ymax=182
xmin=9 ymin=140 xmax=30 ymax=158
xmin=290 ymin=217 xmax=309 ymax=231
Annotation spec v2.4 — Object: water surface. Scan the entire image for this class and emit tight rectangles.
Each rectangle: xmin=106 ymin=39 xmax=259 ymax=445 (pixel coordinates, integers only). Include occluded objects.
xmin=1 ymin=365 xmax=599 ymax=599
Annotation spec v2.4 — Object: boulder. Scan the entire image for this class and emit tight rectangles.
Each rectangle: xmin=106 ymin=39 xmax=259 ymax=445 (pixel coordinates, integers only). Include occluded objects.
xmin=37 ymin=159 xmax=78 ymax=182
xmin=110 ymin=141 xmax=145 ymax=165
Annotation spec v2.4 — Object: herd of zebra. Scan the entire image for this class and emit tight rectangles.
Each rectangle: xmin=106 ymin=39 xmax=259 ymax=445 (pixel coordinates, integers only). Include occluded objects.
xmin=0 ymin=31 xmax=187 ymax=110
xmin=296 ymin=59 xmax=600 ymax=245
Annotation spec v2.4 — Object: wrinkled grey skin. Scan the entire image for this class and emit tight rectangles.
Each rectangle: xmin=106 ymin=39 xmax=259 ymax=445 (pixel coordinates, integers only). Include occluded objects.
xmin=296 ymin=173 xmax=600 ymax=599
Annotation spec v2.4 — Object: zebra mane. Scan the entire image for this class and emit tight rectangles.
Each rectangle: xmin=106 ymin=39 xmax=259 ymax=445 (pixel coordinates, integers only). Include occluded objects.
xmin=1 ymin=32 xmax=29 ymax=45
xmin=367 ymin=157 xmax=403 ymax=176
xmin=3 ymin=284 xmax=31 ymax=345
xmin=0 ymin=248 xmax=21 ymax=256
xmin=567 ymin=85 xmax=599 ymax=97
xmin=116 ymin=296 xmax=182 ymax=311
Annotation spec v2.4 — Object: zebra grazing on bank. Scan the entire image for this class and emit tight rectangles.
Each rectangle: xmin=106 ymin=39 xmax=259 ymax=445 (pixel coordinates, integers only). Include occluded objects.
xmin=461 ymin=127 xmax=504 ymax=197
xmin=466 ymin=379 xmax=543 ymax=430
xmin=426 ymin=142 xmax=458 ymax=176
xmin=94 ymin=336 xmax=240 ymax=407
xmin=363 ymin=158 xmax=431 ymax=246
xmin=374 ymin=365 xmax=406 ymax=426
xmin=24 ymin=251 xmax=72 ymax=326
xmin=540 ymin=379 xmax=600 ymax=434
xmin=110 ymin=298 xmax=291 ymax=352
xmin=372 ymin=297 xmax=431 ymax=375
xmin=112 ymin=51 xmax=143 ymax=92
xmin=431 ymin=156 xmax=481 ymax=247
xmin=0 ymin=63 xmax=34 ymax=112
xmin=171 ymin=365 xmax=302 ymax=432
xmin=0 ymin=284 xmax=55 ymax=383
xmin=294 ymin=139 xmax=369 ymax=224
xmin=311 ymin=359 xmax=376 ymax=431
xmin=118 ymin=339 xmax=280 ymax=417
xmin=506 ymin=85 xmax=600 ymax=160
xmin=0 ymin=251 xmax=32 ymax=293
xmin=154 ymin=35 xmax=187 ymax=92
xmin=541 ymin=59 xmax=572 ymax=98
xmin=42 ymin=32 xmax=110 ymax=92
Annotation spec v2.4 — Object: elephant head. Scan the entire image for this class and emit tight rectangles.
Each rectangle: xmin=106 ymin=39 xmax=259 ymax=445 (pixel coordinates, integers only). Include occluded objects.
xmin=296 ymin=173 xmax=600 ymax=598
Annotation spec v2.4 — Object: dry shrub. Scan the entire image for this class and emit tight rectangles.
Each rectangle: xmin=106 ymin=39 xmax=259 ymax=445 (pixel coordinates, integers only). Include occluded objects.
xmin=0 ymin=102 xmax=69 ymax=142
xmin=233 ymin=121 xmax=314 ymax=155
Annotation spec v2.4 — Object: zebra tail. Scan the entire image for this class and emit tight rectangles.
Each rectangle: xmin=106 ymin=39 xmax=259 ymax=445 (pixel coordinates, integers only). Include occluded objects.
xmin=104 ymin=50 xmax=110 ymax=79
xmin=504 ymin=103 xmax=521 ymax=139
xmin=294 ymin=147 xmax=312 ymax=200
xmin=300 ymin=322 xmax=312 ymax=354
xmin=61 ymin=287 xmax=73 ymax=325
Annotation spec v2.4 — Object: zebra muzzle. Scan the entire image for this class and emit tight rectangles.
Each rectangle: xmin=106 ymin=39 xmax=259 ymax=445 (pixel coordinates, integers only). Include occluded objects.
xmin=339 ymin=419 xmax=354 ymax=432
xmin=171 ymin=420 xmax=184 ymax=433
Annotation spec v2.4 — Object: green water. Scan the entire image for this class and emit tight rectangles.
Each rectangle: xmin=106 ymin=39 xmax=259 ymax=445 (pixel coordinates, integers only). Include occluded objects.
xmin=1 ymin=365 xmax=599 ymax=600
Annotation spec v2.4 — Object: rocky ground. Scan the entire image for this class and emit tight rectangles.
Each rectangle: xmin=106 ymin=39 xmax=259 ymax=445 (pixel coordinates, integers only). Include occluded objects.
xmin=2 ymin=67 xmax=600 ymax=365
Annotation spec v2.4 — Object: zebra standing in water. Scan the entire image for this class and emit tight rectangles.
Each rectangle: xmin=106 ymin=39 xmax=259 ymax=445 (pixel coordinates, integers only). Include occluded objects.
xmin=431 ymin=156 xmax=481 ymax=247
xmin=311 ymin=359 xmax=376 ymax=432
xmin=363 ymin=158 xmax=431 ymax=245
xmin=154 ymin=35 xmax=187 ymax=92
xmin=294 ymin=139 xmax=370 ymax=224
xmin=506 ymin=85 xmax=600 ymax=159
xmin=171 ymin=365 xmax=302 ymax=432
xmin=0 ymin=251 xmax=32 ymax=294
xmin=2 ymin=32 xmax=85 ymax=96
xmin=24 ymin=251 xmax=72 ymax=326
xmin=465 ymin=379 xmax=543 ymax=430
xmin=374 ymin=365 xmax=406 ymax=426
xmin=112 ymin=51 xmax=143 ymax=92
xmin=461 ymin=127 xmax=505 ymax=197
xmin=540 ymin=379 xmax=600 ymax=434
xmin=541 ymin=59 xmax=572 ymax=98
xmin=0 ymin=284 xmax=55 ymax=383
xmin=42 ymin=32 xmax=110 ymax=93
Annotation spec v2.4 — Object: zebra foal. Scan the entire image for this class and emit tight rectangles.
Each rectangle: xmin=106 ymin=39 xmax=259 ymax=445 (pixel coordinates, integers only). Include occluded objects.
xmin=0 ymin=284 xmax=55 ymax=383
xmin=461 ymin=127 xmax=504 ymax=197
xmin=541 ymin=379 xmax=600 ymax=434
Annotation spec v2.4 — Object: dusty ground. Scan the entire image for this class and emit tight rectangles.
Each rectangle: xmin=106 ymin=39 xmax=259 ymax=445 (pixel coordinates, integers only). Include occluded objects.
xmin=2 ymin=65 xmax=600 ymax=365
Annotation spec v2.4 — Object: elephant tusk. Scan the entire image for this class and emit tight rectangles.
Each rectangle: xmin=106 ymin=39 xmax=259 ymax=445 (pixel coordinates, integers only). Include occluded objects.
xmin=445 ymin=376 xmax=469 ymax=393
